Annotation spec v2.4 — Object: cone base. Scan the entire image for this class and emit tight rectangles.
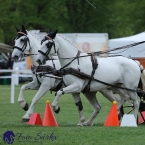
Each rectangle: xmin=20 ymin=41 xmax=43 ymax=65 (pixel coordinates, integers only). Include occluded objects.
xmin=138 ymin=111 xmax=145 ymax=124
xmin=27 ymin=113 xmax=42 ymax=126
xmin=120 ymin=114 xmax=137 ymax=127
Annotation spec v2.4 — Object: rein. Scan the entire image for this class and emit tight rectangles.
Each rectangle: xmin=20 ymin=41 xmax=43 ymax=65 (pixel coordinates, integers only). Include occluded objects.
xmin=52 ymin=40 xmax=145 ymax=60
xmin=40 ymin=66 xmax=145 ymax=95
xmin=32 ymin=65 xmax=63 ymax=92
xmin=98 ymin=40 xmax=145 ymax=55
xmin=61 ymin=67 xmax=145 ymax=95
xmin=40 ymin=32 xmax=145 ymax=61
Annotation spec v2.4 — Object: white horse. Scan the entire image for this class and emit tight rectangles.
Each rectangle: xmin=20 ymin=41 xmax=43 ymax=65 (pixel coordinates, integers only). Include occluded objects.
xmin=12 ymin=26 xmax=87 ymax=125
xmin=12 ymin=25 xmax=122 ymax=125
xmin=36 ymin=30 xmax=145 ymax=125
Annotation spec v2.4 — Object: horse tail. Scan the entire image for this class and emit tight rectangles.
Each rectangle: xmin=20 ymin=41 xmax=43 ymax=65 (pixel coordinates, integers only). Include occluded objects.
xmin=140 ymin=69 xmax=145 ymax=91
xmin=135 ymin=60 xmax=145 ymax=91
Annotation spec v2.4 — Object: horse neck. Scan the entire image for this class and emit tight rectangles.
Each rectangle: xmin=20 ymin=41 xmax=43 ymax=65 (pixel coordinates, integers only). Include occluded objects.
xmin=56 ymin=35 xmax=79 ymax=67
xmin=27 ymin=32 xmax=41 ymax=66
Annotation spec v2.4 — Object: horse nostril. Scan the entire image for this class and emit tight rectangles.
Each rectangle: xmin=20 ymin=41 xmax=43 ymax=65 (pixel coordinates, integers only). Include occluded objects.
xmin=36 ymin=59 xmax=40 ymax=63
xmin=36 ymin=59 xmax=41 ymax=65
xmin=13 ymin=55 xmax=19 ymax=61
xmin=42 ymin=59 xmax=46 ymax=65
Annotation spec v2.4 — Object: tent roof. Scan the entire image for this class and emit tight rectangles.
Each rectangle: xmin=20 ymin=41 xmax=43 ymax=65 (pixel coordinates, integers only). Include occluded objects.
xmin=0 ymin=43 xmax=13 ymax=52
xmin=108 ymin=32 xmax=145 ymax=58
xmin=109 ymin=32 xmax=145 ymax=42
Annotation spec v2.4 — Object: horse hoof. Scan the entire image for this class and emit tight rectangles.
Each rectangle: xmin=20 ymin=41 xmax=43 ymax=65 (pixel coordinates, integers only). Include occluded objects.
xmin=83 ymin=122 xmax=88 ymax=126
xmin=77 ymin=123 xmax=84 ymax=127
xmin=21 ymin=118 xmax=29 ymax=123
xmin=83 ymin=122 xmax=92 ymax=126
xmin=23 ymin=103 xmax=29 ymax=111
xmin=118 ymin=111 xmax=123 ymax=120
xmin=54 ymin=107 xmax=60 ymax=114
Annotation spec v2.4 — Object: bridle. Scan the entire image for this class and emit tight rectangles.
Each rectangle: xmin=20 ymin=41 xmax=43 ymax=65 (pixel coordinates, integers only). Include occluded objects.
xmin=38 ymin=35 xmax=56 ymax=59
xmin=38 ymin=34 xmax=81 ymax=70
xmin=13 ymin=32 xmax=30 ymax=53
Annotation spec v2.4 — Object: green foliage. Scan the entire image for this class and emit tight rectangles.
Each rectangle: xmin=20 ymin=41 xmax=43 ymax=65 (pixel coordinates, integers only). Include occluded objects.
xmin=0 ymin=0 xmax=145 ymax=44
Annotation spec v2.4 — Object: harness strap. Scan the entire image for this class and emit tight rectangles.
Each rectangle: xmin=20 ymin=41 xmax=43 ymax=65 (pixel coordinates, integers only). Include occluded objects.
xmin=77 ymin=51 xmax=81 ymax=71
xmin=36 ymin=74 xmax=41 ymax=86
xmin=51 ymin=57 xmax=56 ymax=69
xmin=38 ymin=50 xmax=49 ymax=59
xmin=13 ymin=46 xmax=23 ymax=51
xmin=39 ymin=39 xmax=55 ymax=58
xmin=82 ymin=54 xmax=98 ymax=93
xmin=31 ymin=65 xmax=62 ymax=86
xmin=60 ymin=68 xmax=88 ymax=79
xmin=36 ymin=65 xmax=61 ymax=77
xmin=31 ymin=65 xmax=41 ymax=85
xmin=60 ymin=67 xmax=145 ymax=95
xmin=93 ymin=77 xmax=145 ymax=95
xmin=17 ymin=32 xmax=27 ymax=36
xmin=60 ymin=51 xmax=81 ymax=71
xmin=50 ymin=80 xmax=63 ymax=92
xmin=13 ymin=36 xmax=30 ymax=52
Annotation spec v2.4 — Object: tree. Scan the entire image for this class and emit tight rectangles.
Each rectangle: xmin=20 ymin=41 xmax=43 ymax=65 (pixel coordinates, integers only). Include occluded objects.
xmin=0 ymin=0 xmax=145 ymax=44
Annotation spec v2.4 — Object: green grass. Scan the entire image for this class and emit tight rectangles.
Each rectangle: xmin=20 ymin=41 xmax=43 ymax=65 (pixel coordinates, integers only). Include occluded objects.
xmin=0 ymin=84 xmax=145 ymax=145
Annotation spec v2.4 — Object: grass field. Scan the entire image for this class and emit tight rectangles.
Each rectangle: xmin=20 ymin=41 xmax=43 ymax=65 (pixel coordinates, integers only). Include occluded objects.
xmin=0 ymin=84 xmax=145 ymax=145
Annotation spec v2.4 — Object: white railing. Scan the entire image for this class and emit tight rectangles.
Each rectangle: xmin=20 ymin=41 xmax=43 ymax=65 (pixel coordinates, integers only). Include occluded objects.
xmin=0 ymin=67 xmax=32 ymax=103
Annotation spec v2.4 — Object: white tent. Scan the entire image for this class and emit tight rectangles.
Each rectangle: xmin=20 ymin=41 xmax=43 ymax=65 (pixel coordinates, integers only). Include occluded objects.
xmin=108 ymin=32 xmax=145 ymax=58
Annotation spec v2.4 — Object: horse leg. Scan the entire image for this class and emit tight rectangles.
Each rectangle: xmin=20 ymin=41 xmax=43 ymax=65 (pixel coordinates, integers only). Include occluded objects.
xmin=18 ymin=78 xmax=40 ymax=111
xmin=111 ymin=86 xmax=129 ymax=113
xmin=126 ymin=91 xmax=140 ymax=120
xmin=83 ymin=92 xmax=101 ymax=126
xmin=135 ymin=61 xmax=145 ymax=90
xmin=52 ymin=83 xmax=81 ymax=113
xmin=99 ymin=89 xmax=120 ymax=102
xmin=100 ymin=88 xmax=127 ymax=119
xmin=140 ymin=72 xmax=145 ymax=90
xmin=71 ymin=93 xmax=85 ymax=126
xmin=22 ymin=78 xmax=56 ymax=122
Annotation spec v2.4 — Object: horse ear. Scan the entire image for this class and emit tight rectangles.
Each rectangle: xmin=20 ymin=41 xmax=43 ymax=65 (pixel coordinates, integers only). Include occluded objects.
xmin=15 ymin=26 xmax=19 ymax=32
xmin=21 ymin=25 xmax=27 ymax=34
xmin=48 ymin=28 xmax=52 ymax=33
xmin=54 ymin=30 xmax=58 ymax=34
xmin=51 ymin=30 xmax=58 ymax=39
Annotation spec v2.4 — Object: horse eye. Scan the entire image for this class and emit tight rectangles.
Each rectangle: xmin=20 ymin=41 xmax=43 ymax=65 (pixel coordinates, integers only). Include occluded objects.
xmin=47 ymin=43 xmax=52 ymax=47
xmin=21 ymin=39 xmax=24 ymax=42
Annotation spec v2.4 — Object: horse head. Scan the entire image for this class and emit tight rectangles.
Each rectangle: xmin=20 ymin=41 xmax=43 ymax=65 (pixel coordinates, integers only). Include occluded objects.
xmin=12 ymin=25 xmax=30 ymax=60
xmin=36 ymin=29 xmax=58 ymax=65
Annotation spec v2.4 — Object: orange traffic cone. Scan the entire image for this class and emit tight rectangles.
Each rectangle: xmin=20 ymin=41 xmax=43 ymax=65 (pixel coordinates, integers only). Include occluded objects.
xmin=104 ymin=101 xmax=120 ymax=127
xmin=27 ymin=113 xmax=42 ymax=125
xmin=138 ymin=111 xmax=145 ymax=124
xmin=42 ymin=100 xmax=58 ymax=127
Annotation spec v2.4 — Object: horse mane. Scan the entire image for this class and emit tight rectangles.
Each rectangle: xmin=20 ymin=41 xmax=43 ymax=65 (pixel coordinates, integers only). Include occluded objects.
xmin=27 ymin=31 xmax=41 ymax=42
xmin=57 ymin=34 xmax=78 ymax=51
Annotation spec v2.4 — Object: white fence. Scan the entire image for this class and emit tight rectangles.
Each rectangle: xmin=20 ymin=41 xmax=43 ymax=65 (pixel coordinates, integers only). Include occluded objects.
xmin=0 ymin=68 xmax=32 ymax=103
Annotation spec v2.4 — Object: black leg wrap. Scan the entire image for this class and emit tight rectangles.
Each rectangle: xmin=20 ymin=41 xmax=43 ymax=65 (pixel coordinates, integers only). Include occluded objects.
xmin=54 ymin=107 xmax=60 ymax=114
xmin=75 ymin=100 xmax=83 ymax=111
xmin=23 ymin=103 xmax=29 ymax=111
xmin=60 ymin=88 xmax=65 ymax=95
